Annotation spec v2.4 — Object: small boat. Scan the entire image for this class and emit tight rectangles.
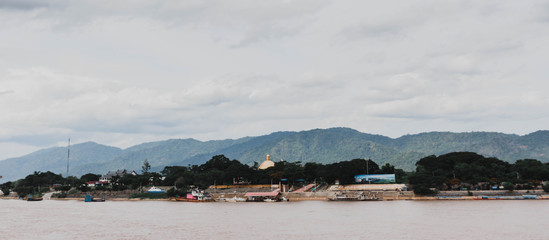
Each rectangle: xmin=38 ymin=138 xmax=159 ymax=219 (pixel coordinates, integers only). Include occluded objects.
xmin=474 ymin=196 xmax=526 ymax=200
xmin=175 ymin=197 xmax=215 ymax=202
xmin=436 ymin=196 xmax=463 ymax=200
xmin=147 ymin=186 xmax=165 ymax=193
xmin=175 ymin=189 xmax=214 ymax=202
xmin=27 ymin=194 xmax=43 ymax=201
xmin=233 ymin=197 xmax=247 ymax=202
xmin=217 ymin=196 xmax=247 ymax=202
xmin=328 ymin=192 xmax=381 ymax=201
xmin=474 ymin=196 xmax=500 ymax=200
xmin=539 ymin=195 xmax=549 ymax=200
xmin=84 ymin=194 xmax=106 ymax=202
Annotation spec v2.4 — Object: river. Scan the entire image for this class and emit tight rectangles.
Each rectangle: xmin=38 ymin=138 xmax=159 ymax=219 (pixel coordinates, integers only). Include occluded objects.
xmin=1 ymin=199 xmax=547 ymax=239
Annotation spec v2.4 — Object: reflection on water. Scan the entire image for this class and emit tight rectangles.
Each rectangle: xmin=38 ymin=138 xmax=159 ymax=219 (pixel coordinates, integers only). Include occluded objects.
xmin=1 ymin=199 xmax=548 ymax=239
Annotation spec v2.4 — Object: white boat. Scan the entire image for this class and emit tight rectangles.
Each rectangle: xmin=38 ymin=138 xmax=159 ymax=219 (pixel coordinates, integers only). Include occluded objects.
xmin=217 ymin=196 xmax=246 ymax=202
xmin=147 ymin=186 xmax=165 ymax=193
xmin=230 ymin=196 xmax=247 ymax=202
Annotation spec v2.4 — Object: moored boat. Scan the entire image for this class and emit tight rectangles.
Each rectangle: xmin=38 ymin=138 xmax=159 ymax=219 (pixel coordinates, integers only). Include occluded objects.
xmin=147 ymin=186 xmax=165 ymax=193
xmin=27 ymin=194 xmax=43 ymax=201
xmin=437 ymin=196 xmax=463 ymax=200
xmin=474 ymin=195 xmax=529 ymax=200
xmin=175 ymin=197 xmax=215 ymax=202
xmin=328 ymin=192 xmax=381 ymax=201
xmin=216 ymin=196 xmax=247 ymax=202
xmin=175 ymin=189 xmax=213 ymax=202
xmin=84 ymin=194 xmax=106 ymax=202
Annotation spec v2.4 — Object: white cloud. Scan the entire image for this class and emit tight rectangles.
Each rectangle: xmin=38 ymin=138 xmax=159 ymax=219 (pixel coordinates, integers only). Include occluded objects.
xmin=1 ymin=0 xmax=549 ymax=158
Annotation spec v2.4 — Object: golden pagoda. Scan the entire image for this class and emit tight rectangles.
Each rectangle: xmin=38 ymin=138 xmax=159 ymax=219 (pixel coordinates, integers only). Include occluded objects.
xmin=258 ymin=154 xmax=275 ymax=170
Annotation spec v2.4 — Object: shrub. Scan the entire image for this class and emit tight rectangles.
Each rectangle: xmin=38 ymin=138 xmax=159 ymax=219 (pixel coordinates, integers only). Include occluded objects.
xmin=503 ymin=182 xmax=515 ymax=191
xmin=413 ymin=185 xmax=436 ymax=195
xmin=54 ymin=185 xmax=72 ymax=191
xmin=112 ymin=184 xmax=128 ymax=191
xmin=94 ymin=186 xmax=109 ymax=191
xmin=52 ymin=192 xmax=67 ymax=198
xmin=167 ymin=188 xmax=187 ymax=198
xmin=78 ymin=185 xmax=91 ymax=192
xmin=543 ymin=182 xmax=549 ymax=193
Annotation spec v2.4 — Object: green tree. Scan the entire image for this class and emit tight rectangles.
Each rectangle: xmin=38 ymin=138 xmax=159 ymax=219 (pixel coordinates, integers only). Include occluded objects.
xmin=66 ymin=176 xmax=83 ymax=186
xmin=410 ymin=152 xmax=515 ymax=191
xmin=166 ymin=187 xmax=187 ymax=198
xmin=13 ymin=186 xmax=34 ymax=198
xmin=413 ymin=185 xmax=436 ymax=195
xmin=142 ymin=159 xmax=151 ymax=174
xmin=80 ymin=173 xmax=101 ymax=182
xmin=119 ymin=174 xmax=140 ymax=190
xmin=77 ymin=185 xmax=91 ymax=192
xmin=380 ymin=163 xmax=395 ymax=174
xmin=161 ymin=166 xmax=189 ymax=186
xmin=514 ymin=159 xmax=549 ymax=181
xmin=1 ymin=181 xmax=13 ymax=196
xmin=54 ymin=185 xmax=72 ymax=191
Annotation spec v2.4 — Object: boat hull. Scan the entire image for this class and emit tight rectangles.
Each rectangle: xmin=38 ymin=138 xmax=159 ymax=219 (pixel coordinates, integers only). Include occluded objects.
xmin=84 ymin=194 xmax=106 ymax=202
xmin=175 ymin=197 xmax=214 ymax=202
xmin=328 ymin=198 xmax=381 ymax=201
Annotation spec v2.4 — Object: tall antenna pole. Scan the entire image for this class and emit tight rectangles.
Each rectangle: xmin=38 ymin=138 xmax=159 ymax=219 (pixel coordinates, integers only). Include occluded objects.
xmin=66 ymin=138 xmax=70 ymax=178
xmin=366 ymin=158 xmax=369 ymax=175
xmin=366 ymin=157 xmax=370 ymax=184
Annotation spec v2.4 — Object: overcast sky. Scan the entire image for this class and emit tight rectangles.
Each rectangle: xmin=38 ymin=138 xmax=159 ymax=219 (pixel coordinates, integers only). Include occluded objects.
xmin=1 ymin=0 xmax=548 ymax=160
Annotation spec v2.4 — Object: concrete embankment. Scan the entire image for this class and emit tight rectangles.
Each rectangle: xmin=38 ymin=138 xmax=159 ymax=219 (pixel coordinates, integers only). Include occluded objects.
xmin=281 ymin=190 xmax=414 ymax=201
xmin=282 ymin=192 xmax=332 ymax=201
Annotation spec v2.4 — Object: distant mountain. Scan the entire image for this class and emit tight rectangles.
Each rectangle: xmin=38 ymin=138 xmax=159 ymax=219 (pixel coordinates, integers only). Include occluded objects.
xmin=80 ymin=137 xmax=252 ymax=175
xmin=0 ymin=142 xmax=123 ymax=182
xmin=2 ymin=128 xmax=549 ymax=182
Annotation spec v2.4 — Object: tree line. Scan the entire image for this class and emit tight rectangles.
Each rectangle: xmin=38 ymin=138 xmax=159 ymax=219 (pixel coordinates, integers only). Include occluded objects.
xmin=409 ymin=152 xmax=549 ymax=194
xmin=3 ymin=152 xmax=549 ymax=197
xmin=1 ymin=155 xmax=404 ymax=197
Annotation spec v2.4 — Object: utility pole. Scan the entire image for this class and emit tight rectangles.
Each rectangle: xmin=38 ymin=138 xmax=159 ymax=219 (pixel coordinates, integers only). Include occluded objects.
xmin=366 ymin=158 xmax=369 ymax=175
xmin=367 ymin=157 xmax=370 ymax=184
xmin=66 ymin=138 xmax=70 ymax=179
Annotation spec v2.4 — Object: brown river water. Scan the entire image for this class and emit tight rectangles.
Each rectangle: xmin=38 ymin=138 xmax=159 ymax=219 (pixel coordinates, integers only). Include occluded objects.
xmin=1 ymin=199 xmax=548 ymax=239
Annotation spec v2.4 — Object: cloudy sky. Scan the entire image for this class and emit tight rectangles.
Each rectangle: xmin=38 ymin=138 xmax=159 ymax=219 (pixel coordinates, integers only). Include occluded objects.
xmin=1 ymin=0 xmax=548 ymax=160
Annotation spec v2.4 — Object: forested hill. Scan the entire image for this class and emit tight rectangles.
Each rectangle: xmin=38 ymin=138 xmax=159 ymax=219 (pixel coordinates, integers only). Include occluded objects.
xmin=177 ymin=129 xmax=549 ymax=171
xmin=1 ymin=128 xmax=549 ymax=182
xmin=0 ymin=142 xmax=123 ymax=183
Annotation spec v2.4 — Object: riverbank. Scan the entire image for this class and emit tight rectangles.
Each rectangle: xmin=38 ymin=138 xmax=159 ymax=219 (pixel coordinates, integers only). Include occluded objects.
xmin=3 ymin=187 xmax=548 ymax=202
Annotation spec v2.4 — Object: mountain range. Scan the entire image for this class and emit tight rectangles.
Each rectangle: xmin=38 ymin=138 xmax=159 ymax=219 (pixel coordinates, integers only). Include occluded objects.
xmin=1 ymin=128 xmax=549 ymax=183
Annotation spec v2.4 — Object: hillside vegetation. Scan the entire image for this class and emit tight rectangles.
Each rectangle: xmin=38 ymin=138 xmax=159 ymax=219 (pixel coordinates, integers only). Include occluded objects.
xmin=1 ymin=128 xmax=548 ymax=182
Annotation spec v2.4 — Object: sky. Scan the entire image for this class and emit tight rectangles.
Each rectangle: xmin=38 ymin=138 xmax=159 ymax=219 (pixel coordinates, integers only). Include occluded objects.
xmin=1 ymin=0 xmax=548 ymax=160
